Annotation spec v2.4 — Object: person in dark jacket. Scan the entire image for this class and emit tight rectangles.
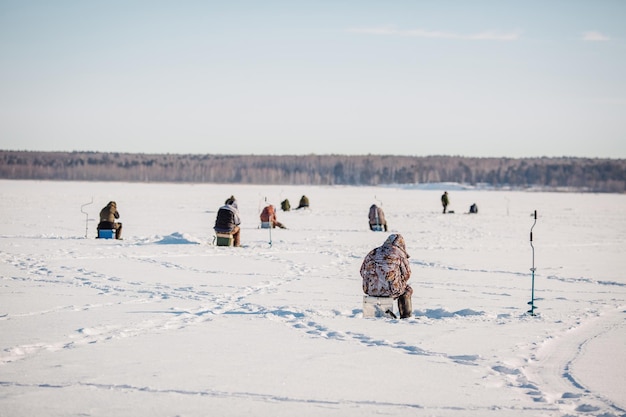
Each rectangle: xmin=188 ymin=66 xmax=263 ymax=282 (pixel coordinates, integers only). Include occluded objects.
xmin=441 ymin=191 xmax=450 ymax=214
xmin=97 ymin=201 xmax=122 ymax=239
xmin=214 ymin=201 xmax=241 ymax=246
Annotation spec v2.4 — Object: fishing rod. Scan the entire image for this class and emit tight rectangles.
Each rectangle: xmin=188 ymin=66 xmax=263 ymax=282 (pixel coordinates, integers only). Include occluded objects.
xmin=527 ymin=210 xmax=538 ymax=316
xmin=80 ymin=197 xmax=93 ymax=238
xmin=263 ymin=196 xmax=272 ymax=247
xmin=267 ymin=202 xmax=272 ymax=248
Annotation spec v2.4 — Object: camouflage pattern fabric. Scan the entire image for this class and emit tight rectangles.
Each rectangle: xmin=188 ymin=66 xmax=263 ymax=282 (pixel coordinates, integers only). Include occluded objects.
xmin=360 ymin=234 xmax=412 ymax=298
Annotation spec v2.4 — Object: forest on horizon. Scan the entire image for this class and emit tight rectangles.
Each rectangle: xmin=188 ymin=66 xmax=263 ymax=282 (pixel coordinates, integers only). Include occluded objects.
xmin=1 ymin=150 xmax=624 ymax=193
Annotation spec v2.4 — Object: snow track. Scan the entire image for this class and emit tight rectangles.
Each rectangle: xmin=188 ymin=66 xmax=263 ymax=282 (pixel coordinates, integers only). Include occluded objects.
xmin=524 ymin=308 xmax=626 ymax=415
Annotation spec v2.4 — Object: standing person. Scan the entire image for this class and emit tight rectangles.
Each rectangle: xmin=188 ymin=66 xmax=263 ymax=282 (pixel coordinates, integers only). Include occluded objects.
xmin=97 ymin=201 xmax=123 ymax=239
xmin=368 ymin=204 xmax=388 ymax=231
xmin=260 ymin=204 xmax=286 ymax=229
xmin=360 ymin=234 xmax=413 ymax=318
xmin=296 ymin=195 xmax=309 ymax=210
xmin=441 ymin=191 xmax=450 ymax=214
xmin=214 ymin=199 xmax=241 ymax=247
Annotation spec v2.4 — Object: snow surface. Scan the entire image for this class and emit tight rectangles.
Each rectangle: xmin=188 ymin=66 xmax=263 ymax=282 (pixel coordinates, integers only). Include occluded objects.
xmin=1 ymin=180 xmax=625 ymax=417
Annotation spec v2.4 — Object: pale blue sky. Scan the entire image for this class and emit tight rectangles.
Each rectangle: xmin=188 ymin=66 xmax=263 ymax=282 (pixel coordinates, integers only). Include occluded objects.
xmin=1 ymin=1 xmax=625 ymax=158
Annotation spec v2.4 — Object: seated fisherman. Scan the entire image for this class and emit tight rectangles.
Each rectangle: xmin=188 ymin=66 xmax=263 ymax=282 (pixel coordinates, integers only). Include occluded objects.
xmin=260 ymin=204 xmax=286 ymax=229
xmin=368 ymin=204 xmax=388 ymax=231
xmin=214 ymin=199 xmax=241 ymax=247
xmin=360 ymin=234 xmax=413 ymax=318
xmin=97 ymin=201 xmax=122 ymax=239
xmin=296 ymin=195 xmax=309 ymax=210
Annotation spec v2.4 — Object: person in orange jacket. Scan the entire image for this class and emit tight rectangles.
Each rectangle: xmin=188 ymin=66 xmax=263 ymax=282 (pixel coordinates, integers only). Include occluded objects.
xmin=260 ymin=204 xmax=286 ymax=229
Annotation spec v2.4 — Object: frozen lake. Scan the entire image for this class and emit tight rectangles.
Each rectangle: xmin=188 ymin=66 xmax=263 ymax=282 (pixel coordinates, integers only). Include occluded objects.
xmin=1 ymin=180 xmax=625 ymax=416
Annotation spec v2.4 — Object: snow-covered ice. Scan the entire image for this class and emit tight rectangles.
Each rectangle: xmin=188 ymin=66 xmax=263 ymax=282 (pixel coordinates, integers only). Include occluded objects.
xmin=1 ymin=180 xmax=625 ymax=417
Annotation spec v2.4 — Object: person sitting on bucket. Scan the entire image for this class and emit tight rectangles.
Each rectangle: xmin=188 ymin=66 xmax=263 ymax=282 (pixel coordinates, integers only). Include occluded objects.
xmin=360 ymin=234 xmax=413 ymax=318
xmin=214 ymin=199 xmax=241 ymax=247
xmin=97 ymin=201 xmax=122 ymax=239
xmin=368 ymin=204 xmax=388 ymax=231
xmin=260 ymin=204 xmax=286 ymax=229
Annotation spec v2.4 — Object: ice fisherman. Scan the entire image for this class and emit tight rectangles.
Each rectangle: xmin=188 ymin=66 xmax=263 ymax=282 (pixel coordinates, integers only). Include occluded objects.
xmin=441 ymin=191 xmax=450 ymax=214
xmin=214 ymin=198 xmax=241 ymax=247
xmin=260 ymin=204 xmax=286 ymax=229
xmin=360 ymin=234 xmax=413 ymax=319
xmin=97 ymin=201 xmax=123 ymax=239
xmin=368 ymin=204 xmax=388 ymax=231
xmin=295 ymin=195 xmax=309 ymax=210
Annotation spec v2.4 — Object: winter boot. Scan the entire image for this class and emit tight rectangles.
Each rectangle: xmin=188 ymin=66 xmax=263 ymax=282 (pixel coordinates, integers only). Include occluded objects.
xmin=398 ymin=293 xmax=412 ymax=319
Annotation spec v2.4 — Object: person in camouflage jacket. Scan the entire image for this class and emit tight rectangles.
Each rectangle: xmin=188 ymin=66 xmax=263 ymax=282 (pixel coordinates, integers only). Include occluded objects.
xmin=360 ymin=234 xmax=413 ymax=318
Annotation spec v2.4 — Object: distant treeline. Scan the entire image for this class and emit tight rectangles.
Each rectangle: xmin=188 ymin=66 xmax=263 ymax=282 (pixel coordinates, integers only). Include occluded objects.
xmin=1 ymin=151 xmax=625 ymax=193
